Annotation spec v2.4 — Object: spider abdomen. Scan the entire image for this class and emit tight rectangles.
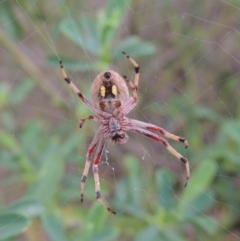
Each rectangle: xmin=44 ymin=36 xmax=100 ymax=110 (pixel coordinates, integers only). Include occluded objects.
xmin=108 ymin=117 xmax=128 ymax=144
xmin=90 ymin=70 xmax=129 ymax=113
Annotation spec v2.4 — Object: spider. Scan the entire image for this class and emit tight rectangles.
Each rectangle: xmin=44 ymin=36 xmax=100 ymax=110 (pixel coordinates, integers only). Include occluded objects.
xmin=60 ymin=52 xmax=190 ymax=214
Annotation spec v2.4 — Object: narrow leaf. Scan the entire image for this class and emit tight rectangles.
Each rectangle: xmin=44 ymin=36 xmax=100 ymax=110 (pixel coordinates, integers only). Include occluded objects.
xmin=190 ymin=215 xmax=217 ymax=235
xmin=4 ymin=199 xmax=44 ymax=218
xmin=178 ymin=159 xmax=217 ymax=215
xmin=155 ymin=169 xmax=176 ymax=208
xmin=41 ymin=212 xmax=67 ymax=241
xmin=114 ymin=36 xmax=156 ymax=60
xmin=124 ymin=155 xmax=142 ymax=206
xmin=0 ymin=213 xmax=30 ymax=240
xmin=47 ymin=55 xmax=97 ymax=71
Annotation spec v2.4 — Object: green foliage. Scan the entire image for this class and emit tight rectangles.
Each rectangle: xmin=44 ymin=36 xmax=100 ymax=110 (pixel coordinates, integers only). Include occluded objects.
xmin=47 ymin=0 xmax=156 ymax=71
xmin=70 ymin=204 xmax=119 ymax=241
xmin=0 ymin=2 xmax=22 ymax=41
xmin=0 ymin=213 xmax=30 ymax=240
xmin=178 ymin=159 xmax=217 ymax=215
xmin=41 ymin=212 xmax=68 ymax=241
xmin=3 ymin=199 xmax=44 ymax=218
xmin=111 ymin=156 xmax=218 ymax=240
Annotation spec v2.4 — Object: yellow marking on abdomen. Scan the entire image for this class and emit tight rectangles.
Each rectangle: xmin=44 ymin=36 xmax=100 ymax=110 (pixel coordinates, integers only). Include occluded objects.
xmin=100 ymin=85 xmax=106 ymax=97
xmin=112 ymin=85 xmax=118 ymax=96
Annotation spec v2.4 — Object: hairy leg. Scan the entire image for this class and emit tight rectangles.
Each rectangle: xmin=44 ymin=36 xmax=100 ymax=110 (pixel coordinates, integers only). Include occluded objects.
xmin=79 ymin=115 xmax=94 ymax=128
xmin=80 ymin=129 xmax=102 ymax=202
xmin=122 ymin=51 xmax=140 ymax=98
xmin=130 ymin=126 xmax=190 ymax=187
xmin=92 ymin=137 xmax=116 ymax=214
xmin=114 ymin=97 xmax=137 ymax=117
xmin=60 ymin=61 xmax=111 ymax=118
xmin=129 ymin=119 xmax=188 ymax=148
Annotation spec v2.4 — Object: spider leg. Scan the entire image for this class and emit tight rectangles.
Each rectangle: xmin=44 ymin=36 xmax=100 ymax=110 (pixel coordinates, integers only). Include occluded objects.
xmin=122 ymin=52 xmax=140 ymax=99
xmin=129 ymin=119 xmax=188 ymax=148
xmin=123 ymin=75 xmax=136 ymax=98
xmin=60 ymin=61 xmax=111 ymax=118
xmin=114 ymin=52 xmax=139 ymax=116
xmin=130 ymin=126 xmax=190 ymax=187
xmin=79 ymin=115 xmax=94 ymax=128
xmin=114 ymin=97 xmax=137 ymax=117
xmin=93 ymin=137 xmax=117 ymax=214
xmin=80 ymin=129 xmax=102 ymax=202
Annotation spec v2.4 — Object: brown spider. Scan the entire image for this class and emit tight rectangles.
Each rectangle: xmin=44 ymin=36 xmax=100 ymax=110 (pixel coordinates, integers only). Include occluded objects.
xmin=60 ymin=52 xmax=190 ymax=214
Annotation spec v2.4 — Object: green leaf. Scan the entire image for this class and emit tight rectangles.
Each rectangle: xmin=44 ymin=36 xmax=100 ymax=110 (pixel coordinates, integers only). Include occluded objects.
xmin=41 ymin=212 xmax=67 ymax=241
xmin=183 ymin=191 xmax=215 ymax=218
xmin=190 ymin=215 xmax=217 ymax=235
xmin=155 ymin=169 xmax=176 ymax=208
xmin=0 ymin=83 xmax=9 ymax=108
xmin=0 ymin=127 xmax=35 ymax=175
xmin=20 ymin=121 xmax=42 ymax=151
xmin=1 ymin=112 xmax=15 ymax=131
xmin=114 ymin=36 xmax=156 ymax=60
xmin=100 ymin=0 xmax=133 ymax=63
xmin=82 ymin=17 xmax=100 ymax=46
xmin=81 ymin=16 xmax=100 ymax=55
xmin=87 ymin=203 xmax=108 ymax=233
xmin=0 ymin=213 xmax=30 ymax=240
xmin=113 ymin=179 xmax=128 ymax=203
xmin=47 ymin=55 xmax=97 ymax=71
xmin=72 ymin=204 xmax=109 ymax=241
xmin=222 ymin=120 xmax=240 ymax=145
xmin=90 ymin=227 xmax=119 ymax=241
xmin=0 ymin=151 xmax=16 ymax=170
xmin=106 ymin=0 xmax=132 ymax=18
xmin=178 ymin=159 xmax=217 ymax=215
xmin=124 ymin=155 xmax=142 ymax=206
xmin=135 ymin=226 xmax=161 ymax=241
xmin=0 ymin=3 xmax=22 ymax=41
xmin=60 ymin=18 xmax=83 ymax=47
xmin=4 ymin=199 xmax=44 ymax=218
xmin=99 ymin=9 xmax=121 ymax=53
xmin=27 ymin=143 xmax=65 ymax=202
xmin=0 ymin=130 xmax=19 ymax=151
xmin=218 ymin=177 xmax=239 ymax=214
xmin=189 ymin=106 xmax=223 ymax=124
xmin=119 ymin=203 xmax=149 ymax=220
xmin=162 ymin=229 xmax=186 ymax=241
xmin=9 ymin=78 xmax=35 ymax=104
xmin=60 ymin=18 xmax=99 ymax=55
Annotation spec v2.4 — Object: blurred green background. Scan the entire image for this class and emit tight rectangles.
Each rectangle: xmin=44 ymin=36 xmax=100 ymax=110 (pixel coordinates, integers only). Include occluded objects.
xmin=1 ymin=0 xmax=240 ymax=240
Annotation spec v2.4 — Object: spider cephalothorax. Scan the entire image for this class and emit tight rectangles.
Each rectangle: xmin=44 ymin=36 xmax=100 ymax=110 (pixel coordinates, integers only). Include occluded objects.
xmin=108 ymin=116 xmax=129 ymax=144
xmin=60 ymin=52 xmax=190 ymax=214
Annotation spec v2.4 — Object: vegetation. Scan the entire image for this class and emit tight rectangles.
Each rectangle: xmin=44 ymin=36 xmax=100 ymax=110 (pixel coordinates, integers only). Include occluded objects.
xmin=0 ymin=0 xmax=240 ymax=240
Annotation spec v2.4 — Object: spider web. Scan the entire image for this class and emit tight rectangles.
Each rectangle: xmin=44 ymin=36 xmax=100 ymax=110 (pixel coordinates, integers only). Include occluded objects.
xmin=1 ymin=0 xmax=240 ymax=240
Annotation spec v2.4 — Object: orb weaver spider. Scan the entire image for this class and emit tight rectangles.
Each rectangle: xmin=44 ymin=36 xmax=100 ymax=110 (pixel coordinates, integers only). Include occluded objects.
xmin=60 ymin=52 xmax=190 ymax=214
